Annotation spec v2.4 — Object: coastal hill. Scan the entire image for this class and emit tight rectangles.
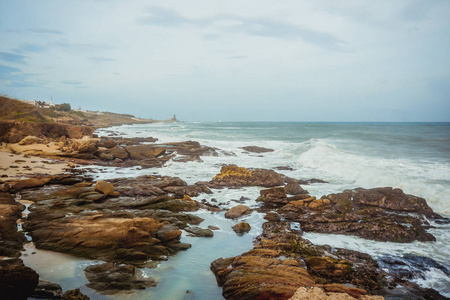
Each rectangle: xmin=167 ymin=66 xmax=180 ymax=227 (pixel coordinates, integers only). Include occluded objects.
xmin=0 ymin=95 xmax=159 ymax=128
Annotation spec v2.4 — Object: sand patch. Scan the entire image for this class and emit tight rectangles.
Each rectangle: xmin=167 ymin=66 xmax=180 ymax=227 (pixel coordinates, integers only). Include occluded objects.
xmin=0 ymin=150 xmax=71 ymax=180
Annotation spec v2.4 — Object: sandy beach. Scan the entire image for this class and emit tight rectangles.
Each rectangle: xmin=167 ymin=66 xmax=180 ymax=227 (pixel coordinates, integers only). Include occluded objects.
xmin=0 ymin=149 xmax=71 ymax=181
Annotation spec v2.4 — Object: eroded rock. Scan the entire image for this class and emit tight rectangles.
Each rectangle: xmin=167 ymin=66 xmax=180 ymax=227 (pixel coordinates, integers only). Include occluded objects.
xmin=279 ymin=188 xmax=446 ymax=243
xmin=224 ymin=205 xmax=252 ymax=219
xmin=84 ymin=262 xmax=157 ymax=294
xmin=207 ymin=164 xmax=284 ymax=188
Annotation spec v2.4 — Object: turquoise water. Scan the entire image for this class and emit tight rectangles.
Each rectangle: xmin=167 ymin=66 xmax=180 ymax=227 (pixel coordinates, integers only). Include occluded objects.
xmin=24 ymin=122 xmax=450 ymax=299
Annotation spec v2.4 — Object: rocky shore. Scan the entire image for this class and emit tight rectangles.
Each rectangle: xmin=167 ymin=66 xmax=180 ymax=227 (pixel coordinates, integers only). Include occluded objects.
xmin=0 ymin=122 xmax=449 ymax=299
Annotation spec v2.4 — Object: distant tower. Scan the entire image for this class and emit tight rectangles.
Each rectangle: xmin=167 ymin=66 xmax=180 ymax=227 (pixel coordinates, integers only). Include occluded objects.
xmin=173 ymin=114 xmax=177 ymax=121
xmin=50 ymin=96 xmax=53 ymax=105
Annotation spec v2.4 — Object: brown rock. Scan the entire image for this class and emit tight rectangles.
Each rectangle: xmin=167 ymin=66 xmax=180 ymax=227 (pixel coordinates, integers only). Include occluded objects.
xmin=77 ymin=139 xmax=98 ymax=154
xmin=306 ymin=257 xmax=352 ymax=282
xmin=352 ymin=187 xmax=436 ymax=218
xmin=109 ymin=146 xmax=129 ymax=160
xmin=209 ymin=164 xmax=284 ymax=188
xmin=225 ymin=205 xmax=252 ymax=219
xmin=0 ymin=192 xmax=26 ymax=257
xmin=27 ymin=214 xmax=174 ymax=262
xmin=84 ymin=262 xmax=157 ymax=294
xmin=241 ymin=146 xmax=274 ymax=153
xmin=9 ymin=177 xmax=52 ymax=192
xmin=211 ymin=249 xmax=315 ymax=300
xmin=284 ymin=181 xmax=306 ymax=195
xmin=32 ymin=279 xmax=63 ymax=299
xmin=102 ymin=139 xmax=117 ymax=149
xmin=280 ymin=187 xmax=445 ymax=243
xmin=289 ymin=287 xmax=383 ymax=300
xmin=62 ymin=288 xmax=90 ymax=300
xmin=185 ymin=226 xmax=214 ymax=237
xmin=18 ymin=135 xmax=41 ymax=145
xmin=307 ymin=199 xmax=331 ymax=210
xmin=126 ymin=145 xmax=166 ymax=160
xmin=95 ymin=180 xmax=115 ymax=196
xmin=232 ymin=222 xmax=251 ymax=235
xmin=0 ymin=263 xmax=39 ymax=300
xmin=98 ymin=152 xmax=114 ymax=161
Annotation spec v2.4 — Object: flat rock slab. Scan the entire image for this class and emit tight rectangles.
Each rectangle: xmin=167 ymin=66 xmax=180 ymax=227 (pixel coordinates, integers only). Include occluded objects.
xmin=85 ymin=262 xmax=157 ymax=294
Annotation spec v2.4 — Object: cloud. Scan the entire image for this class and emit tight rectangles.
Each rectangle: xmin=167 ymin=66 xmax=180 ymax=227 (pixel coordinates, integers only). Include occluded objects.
xmin=0 ymin=65 xmax=41 ymax=87
xmin=13 ymin=44 xmax=48 ymax=54
xmin=28 ymin=28 xmax=63 ymax=35
xmin=402 ymin=0 xmax=442 ymax=21
xmin=228 ymin=55 xmax=246 ymax=59
xmin=90 ymin=56 xmax=115 ymax=63
xmin=50 ymin=39 xmax=113 ymax=54
xmin=0 ymin=52 xmax=27 ymax=64
xmin=138 ymin=6 xmax=344 ymax=50
xmin=62 ymin=80 xmax=83 ymax=85
xmin=138 ymin=7 xmax=187 ymax=27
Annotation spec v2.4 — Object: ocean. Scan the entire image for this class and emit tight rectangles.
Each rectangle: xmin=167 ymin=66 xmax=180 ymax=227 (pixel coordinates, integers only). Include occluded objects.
xmin=24 ymin=122 xmax=450 ymax=299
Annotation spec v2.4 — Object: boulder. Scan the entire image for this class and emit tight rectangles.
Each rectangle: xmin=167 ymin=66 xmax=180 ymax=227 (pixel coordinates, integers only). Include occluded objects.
xmin=95 ymin=180 xmax=115 ymax=196
xmin=101 ymin=139 xmax=117 ymax=149
xmin=98 ymin=152 xmax=114 ymax=161
xmin=0 ymin=192 xmax=26 ymax=257
xmin=32 ymin=279 xmax=63 ymax=299
xmin=109 ymin=146 xmax=129 ymax=160
xmin=185 ymin=226 xmax=214 ymax=237
xmin=27 ymin=214 xmax=179 ymax=263
xmin=289 ymin=287 xmax=384 ymax=300
xmin=241 ymin=146 xmax=274 ymax=153
xmin=279 ymin=187 xmax=446 ymax=243
xmin=62 ymin=288 xmax=90 ymax=300
xmin=225 ymin=205 xmax=252 ymax=219
xmin=18 ymin=135 xmax=41 ymax=145
xmin=0 ymin=263 xmax=39 ymax=300
xmin=284 ymin=181 xmax=306 ymax=195
xmin=211 ymin=249 xmax=315 ymax=300
xmin=77 ymin=139 xmax=98 ymax=154
xmin=232 ymin=222 xmax=251 ymax=235
xmin=352 ymin=187 xmax=437 ymax=218
xmin=126 ymin=145 xmax=166 ymax=160
xmin=209 ymin=164 xmax=284 ymax=188
xmin=9 ymin=177 xmax=52 ymax=192
xmin=84 ymin=262 xmax=157 ymax=294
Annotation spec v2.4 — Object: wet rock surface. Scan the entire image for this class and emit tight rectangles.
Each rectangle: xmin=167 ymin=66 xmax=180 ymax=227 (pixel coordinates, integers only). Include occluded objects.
xmin=231 ymin=222 xmax=251 ymax=235
xmin=21 ymin=175 xmax=212 ymax=265
xmin=211 ymin=220 xmax=384 ymax=300
xmin=185 ymin=226 xmax=214 ymax=237
xmin=0 ymin=259 xmax=39 ymax=300
xmin=224 ymin=204 xmax=252 ymax=219
xmin=211 ymin=217 xmax=448 ymax=300
xmin=240 ymin=146 xmax=274 ymax=153
xmin=0 ymin=192 xmax=25 ymax=257
xmin=32 ymin=279 xmax=63 ymax=299
xmin=278 ymin=187 xmax=447 ymax=243
xmin=62 ymin=288 xmax=90 ymax=299
xmin=205 ymin=164 xmax=284 ymax=188
xmin=84 ymin=262 xmax=158 ymax=294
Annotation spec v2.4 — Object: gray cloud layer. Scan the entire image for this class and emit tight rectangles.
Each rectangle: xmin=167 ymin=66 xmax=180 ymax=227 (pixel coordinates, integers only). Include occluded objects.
xmin=138 ymin=6 xmax=344 ymax=50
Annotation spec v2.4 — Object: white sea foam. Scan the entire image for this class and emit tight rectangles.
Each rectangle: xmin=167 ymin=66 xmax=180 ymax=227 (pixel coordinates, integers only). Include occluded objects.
xmin=89 ymin=122 xmax=450 ymax=298
xmin=295 ymin=138 xmax=450 ymax=215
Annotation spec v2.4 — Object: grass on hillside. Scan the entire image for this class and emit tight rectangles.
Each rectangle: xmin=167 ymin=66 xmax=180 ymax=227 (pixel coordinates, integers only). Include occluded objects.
xmin=0 ymin=95 xmax=53 ymax=123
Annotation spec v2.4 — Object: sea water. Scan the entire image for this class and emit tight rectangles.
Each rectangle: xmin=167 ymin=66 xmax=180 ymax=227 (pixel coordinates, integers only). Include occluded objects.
xmin=26 ymin=122 xmax=450 ymax=299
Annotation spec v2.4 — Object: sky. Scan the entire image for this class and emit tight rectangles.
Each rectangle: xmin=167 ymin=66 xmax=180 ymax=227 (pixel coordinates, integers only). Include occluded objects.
xmin=0 ymin=0 xmax=449 ymax=122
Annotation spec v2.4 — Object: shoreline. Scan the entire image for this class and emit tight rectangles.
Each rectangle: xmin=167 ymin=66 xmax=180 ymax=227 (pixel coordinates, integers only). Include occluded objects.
xmin=0 ymin=122 xmax=449 ymax=299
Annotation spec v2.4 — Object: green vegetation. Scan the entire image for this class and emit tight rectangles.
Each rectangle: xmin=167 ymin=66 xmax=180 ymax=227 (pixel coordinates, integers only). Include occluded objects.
xmin=0 ymin=94 xmax=155 ymax=127
xmin=54 ymin=103 xmax=71 ymax=111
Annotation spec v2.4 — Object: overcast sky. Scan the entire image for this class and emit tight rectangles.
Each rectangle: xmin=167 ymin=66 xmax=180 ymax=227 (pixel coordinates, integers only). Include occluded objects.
xmin=1 ymin=1 xmax=449 ymax=121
